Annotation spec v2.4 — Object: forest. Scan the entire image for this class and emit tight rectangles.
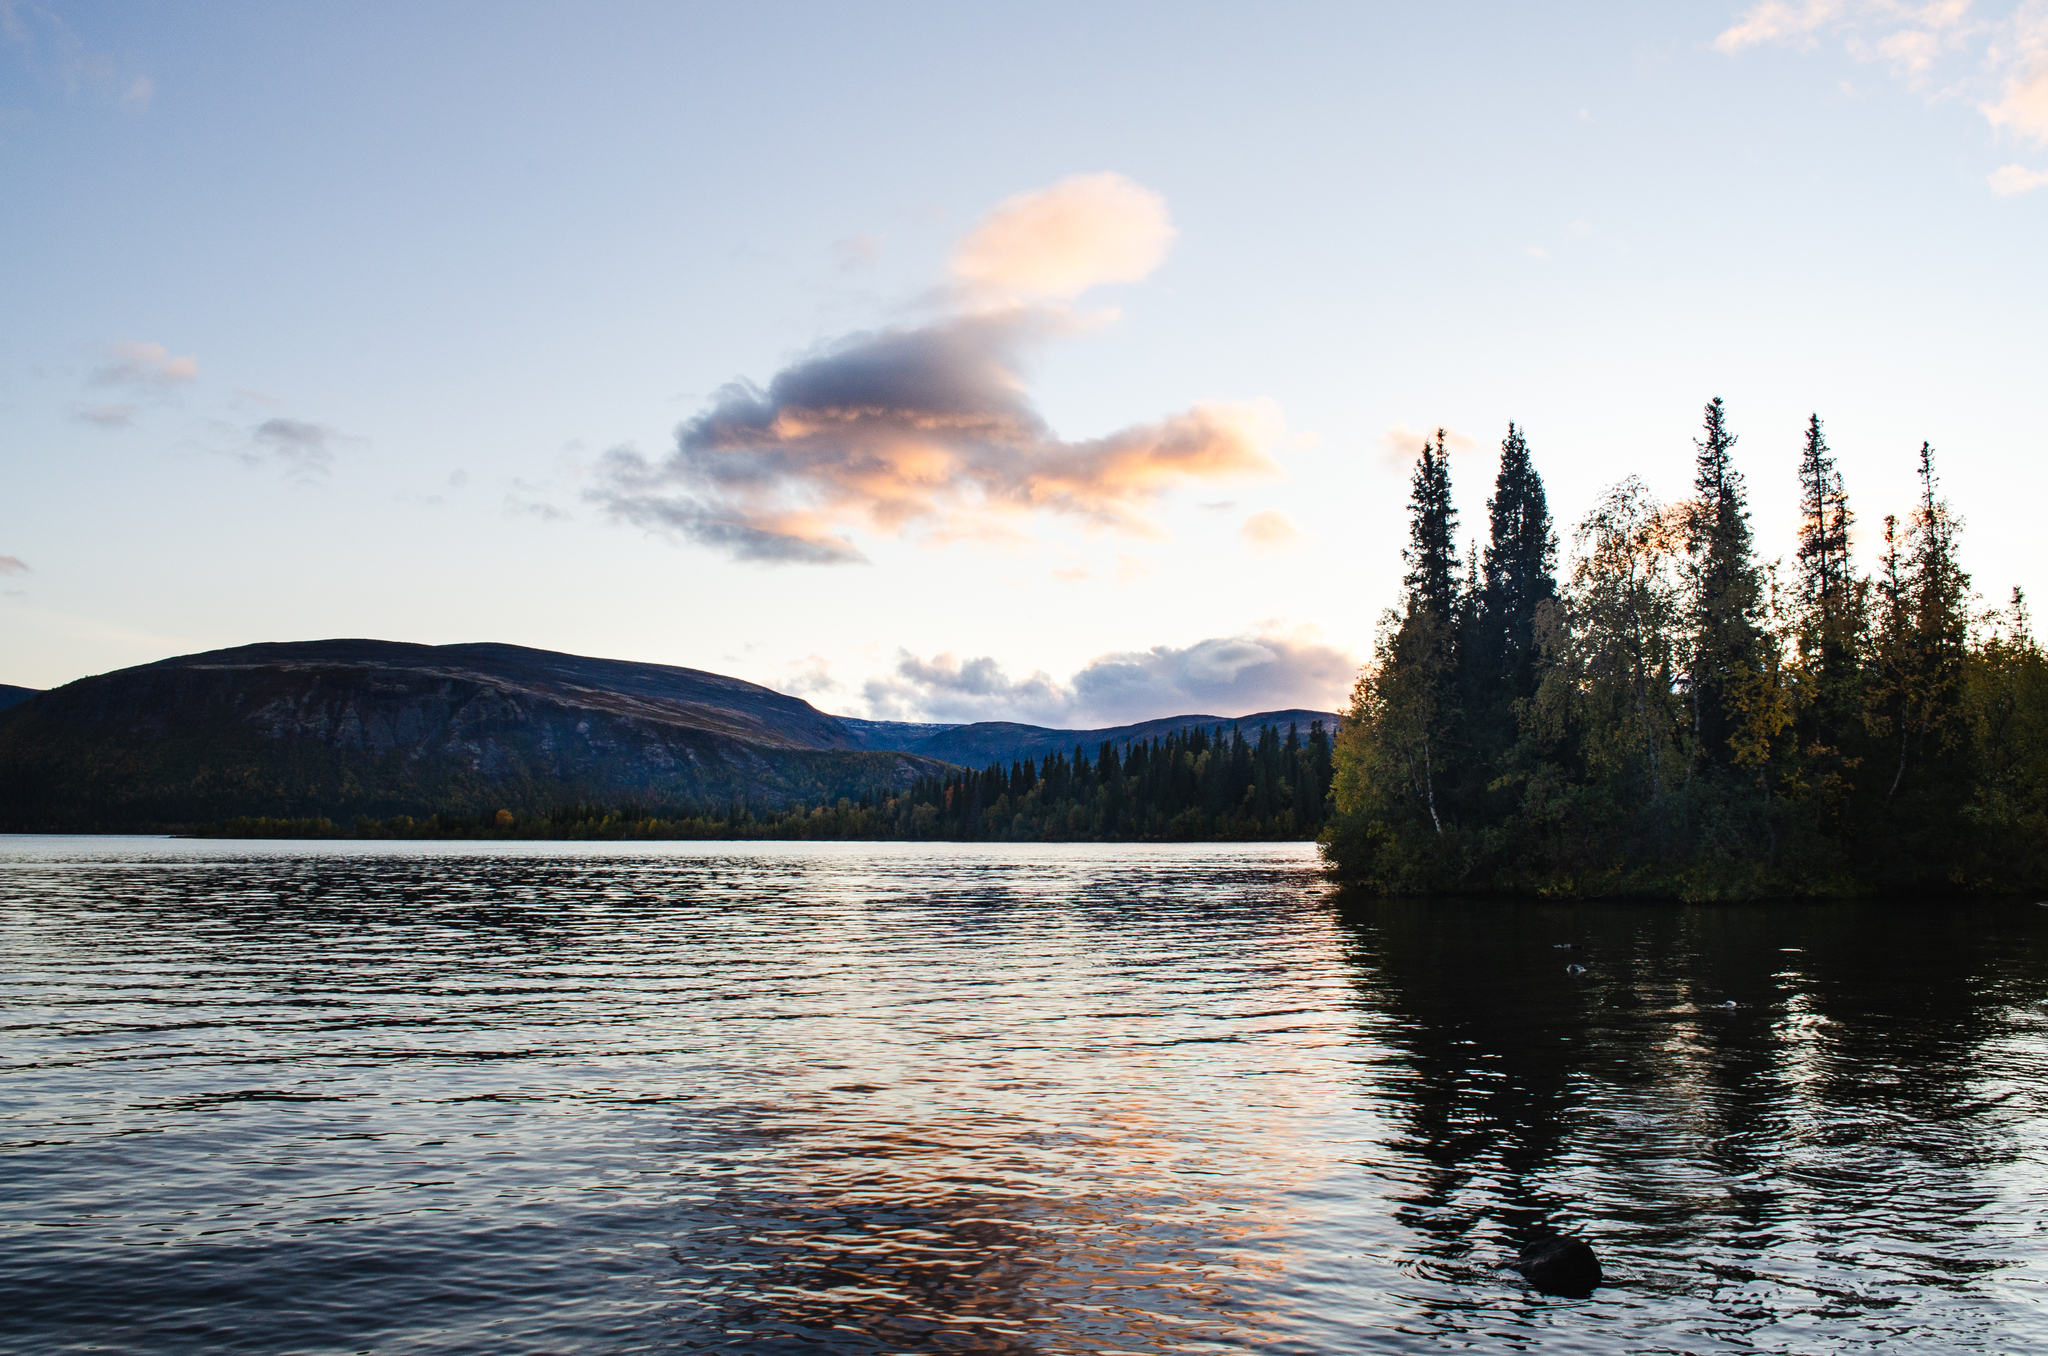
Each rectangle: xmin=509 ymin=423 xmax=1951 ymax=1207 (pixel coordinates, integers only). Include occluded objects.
xmin=1324 ymin=403 xmax=2048 ymax=898
xmin=198 ymin=718 xmax=1336 ymax=843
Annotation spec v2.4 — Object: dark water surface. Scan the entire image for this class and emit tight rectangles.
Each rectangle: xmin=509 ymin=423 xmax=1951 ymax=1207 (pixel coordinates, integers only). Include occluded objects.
xmin=3 ymin=839 xmax=2046 ymax=1353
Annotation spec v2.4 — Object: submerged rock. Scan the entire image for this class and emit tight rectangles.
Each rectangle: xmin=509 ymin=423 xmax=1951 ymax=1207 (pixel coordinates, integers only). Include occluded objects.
xmin=1565 ymin=963 xmax=1588 ymax=975
xmin=1514 ymin=1237 xmax=1602 ymax=1295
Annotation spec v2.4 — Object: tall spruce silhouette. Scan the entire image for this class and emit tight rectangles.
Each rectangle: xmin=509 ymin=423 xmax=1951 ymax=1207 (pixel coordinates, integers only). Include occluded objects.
xmin=1791 ymin=412 xmax=1865 ymax=819
xmin=1404 ymin=430 xmax=1460 ymax=623
xmin=1794 ymin=413 xmax=1855 ymax=676
xmin=1686 ymin=397 xmax=1764 ymax=776
xmin=1479 ymin=422 xmax=1558 ymax=699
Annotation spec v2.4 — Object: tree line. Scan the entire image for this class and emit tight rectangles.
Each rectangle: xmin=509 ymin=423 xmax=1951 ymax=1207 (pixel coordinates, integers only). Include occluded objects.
xmin=198 ymin=719 xmax=1336 ymax=842
xmin=1324 ymin=403 xmax=2048 ymax=897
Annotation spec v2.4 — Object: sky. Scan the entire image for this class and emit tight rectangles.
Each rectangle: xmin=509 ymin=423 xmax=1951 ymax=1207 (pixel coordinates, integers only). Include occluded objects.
xmin=3 ymin=1 xmax=2043 ymax=726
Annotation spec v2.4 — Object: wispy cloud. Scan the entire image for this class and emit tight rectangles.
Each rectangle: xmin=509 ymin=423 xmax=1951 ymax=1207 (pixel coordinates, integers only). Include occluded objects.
xmin=247 ymin=418 xmax=340 ymax=477
xmin=1990 ymin=159 xmax=2048 ymax=188
xmin=1984 ymin=1 xmax=2048 ymax=140
xmin=71 ymin=401 xmax=137 ymax=427
xmin=593 ymin=174 xmax=1278 ymax=566
xmin=1241 ymin=509 xmax=1307 ymax=551
xmin=0 ymin=555 xmax=30 ymax=576
xmin=91 ymin=339 xmax=198 ymax=390
xmin=1377 ymin=423 xmax=1476 ymax=468
xmin=1714 ymin=0 xmax=1848 ymax=53
xmin=2 ymin=4 xmax=153 ymax=105
xmin=505 ymin=477 xmax=569 ymax=521
xmin=1713 ymin=0 xmax=2048 ymax=177
xmin=857 ymin=628 xmax=1356 ymax=727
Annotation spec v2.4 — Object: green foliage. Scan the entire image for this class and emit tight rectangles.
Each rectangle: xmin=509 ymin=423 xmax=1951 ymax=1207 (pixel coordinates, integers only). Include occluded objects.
xmin=1325 ymin=405 xmax=2048 ymax=898
xmin=191 ymin=721 xmax=1338 ymax=843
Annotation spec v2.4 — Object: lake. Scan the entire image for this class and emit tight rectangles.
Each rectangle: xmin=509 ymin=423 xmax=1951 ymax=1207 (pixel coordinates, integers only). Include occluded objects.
xmin=2 ymin=837 xmax=2045 ymax=1353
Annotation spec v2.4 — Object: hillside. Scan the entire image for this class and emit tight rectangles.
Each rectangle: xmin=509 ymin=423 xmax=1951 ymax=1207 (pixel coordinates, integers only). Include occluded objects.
xmin=0 ymin=684 xmax=37 ymax=713
xmin=0 ymin=641 xmax=942 ymax=831
xmin=0 ymin=640 xmax=1342 ymax=832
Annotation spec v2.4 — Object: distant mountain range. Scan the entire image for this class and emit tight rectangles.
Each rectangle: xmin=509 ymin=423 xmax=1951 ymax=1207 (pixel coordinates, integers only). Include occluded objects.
xmin=836 ymin=710 xmax=1339 ymax=767
xmin=0 ymin=640 xmax=1337 ymax=831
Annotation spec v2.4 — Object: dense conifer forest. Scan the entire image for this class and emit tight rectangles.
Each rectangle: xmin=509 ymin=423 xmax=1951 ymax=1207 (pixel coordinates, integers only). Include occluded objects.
xmin=1323 ymin=403 xmax=2048 ymax=898
xmin=199 ymin=719 xmax=1336 ymax=843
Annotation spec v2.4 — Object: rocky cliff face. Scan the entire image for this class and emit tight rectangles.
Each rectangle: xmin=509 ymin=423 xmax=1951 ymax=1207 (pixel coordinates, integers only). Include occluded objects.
xmin=0 ymin=640 xmax=942 ymax=830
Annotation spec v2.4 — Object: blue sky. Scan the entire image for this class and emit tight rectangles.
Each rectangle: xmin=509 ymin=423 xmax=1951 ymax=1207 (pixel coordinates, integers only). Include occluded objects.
xmin=3 ymin=1 xmax=2043 ymax=724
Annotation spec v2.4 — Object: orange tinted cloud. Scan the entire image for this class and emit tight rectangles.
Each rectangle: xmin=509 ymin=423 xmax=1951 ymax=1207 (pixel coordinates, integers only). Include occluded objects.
xmin=595 ymin=309 xmax=1279 ymax=563
xmin=950 ymin=172 xmax=1176 ymax=302
xmin=595 ymin=174 xmax=1272 ymax=563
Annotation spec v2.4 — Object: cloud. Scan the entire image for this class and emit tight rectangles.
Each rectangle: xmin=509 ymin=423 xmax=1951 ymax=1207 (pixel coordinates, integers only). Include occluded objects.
xmin=593 ymin=173 xmax=1271 ymax=564
xmin=857 ymin=628 xmax=1358 ymax=727
xmin=593 ymin=307 xmax=1279 ymax=564
xmin=1714 ymin=0 xmax=1845 ymax=53
xmin=1989 ymin=160 xmax=2048 ymax=189
xmin=862 ymin=651 xmax=1071 ymax=723
xmin=1714 ymin=1 xmax=2048 ymax=159
xmin=72 ymin=401 xmax=137 ymax=427
xmin=505 ymin=477 xmax=569 ymax=521
xmin=0 ymin=555 xmax=29 ymax=576
xmin=248 ymin=418 xmax=338 ymax=477
xmin=1982 ymin=54 xmax=2048 ymax=143
xmin=91 ymin=339 xmax=197 ymax=389
xmin=1377 ymin=422 xmax=1477 ymax=467
xmin=1069 ymin=632 xmax=1356 ymax=725
xmin=781 ymin=653 xmax=838 ymax=697
xmin=1241 ymin=509 xmax=1306 ymax=551
xmin=1 ymin=2 xmax=145 ymax=105
xmin=119 ymin=74 xmax=152 ymax=109
xmin=948 ymin=171 xmax=1176 ymax=304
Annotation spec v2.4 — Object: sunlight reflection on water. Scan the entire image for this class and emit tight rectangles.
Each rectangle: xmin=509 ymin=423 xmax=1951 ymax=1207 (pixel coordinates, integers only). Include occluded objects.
xmin=2 ymin=837 xmax=2045 ymax=1353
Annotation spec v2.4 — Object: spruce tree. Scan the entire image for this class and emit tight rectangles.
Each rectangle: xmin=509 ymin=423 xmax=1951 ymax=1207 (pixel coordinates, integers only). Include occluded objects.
xmin=1790 ymin=412 xmax=1865 ymax=821
xmin=1479 ymin=421 xmax=1559 ymax=699
xmin=1404 ymin=430 xmax=1460 ymax=624
xmin=1870 ymin=444 xmax=1971 ymax=804
xmin=1794 ymin=414 xmax=1853 ymax=663
xmin=1685 ymin=396 xmax=1765 ymax=777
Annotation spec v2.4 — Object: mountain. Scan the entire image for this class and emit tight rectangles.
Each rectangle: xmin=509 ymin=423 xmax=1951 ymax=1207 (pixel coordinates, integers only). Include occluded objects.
xmin=838 ymin=709 xmax=1341 ymax=768
xmin=0 ymin=639 xmax=1343 ymax=832
xmin=0 ymin=640 xmax=943 ymax=831
xmin=0 ymin=684 xmax=38 ymax=712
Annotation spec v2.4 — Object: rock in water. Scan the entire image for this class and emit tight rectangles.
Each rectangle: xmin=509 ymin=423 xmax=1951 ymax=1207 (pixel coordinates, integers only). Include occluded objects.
xmin=1514 ymin=1237 xmax=1602 ymax=1295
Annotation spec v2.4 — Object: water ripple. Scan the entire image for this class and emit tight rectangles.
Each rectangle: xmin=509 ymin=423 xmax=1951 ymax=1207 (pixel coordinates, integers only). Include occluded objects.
xmin=2 ymin=838 xmax=2046 ymax=1353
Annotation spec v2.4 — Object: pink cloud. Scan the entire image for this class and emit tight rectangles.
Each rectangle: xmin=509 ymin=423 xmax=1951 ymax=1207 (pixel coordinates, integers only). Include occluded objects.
xmin=949 ymin=171 xmax=1177 ymax=302
xmin=595 ymin=309 xmax=1279 ymax=563
xmin=92 ymin=340 xmax=198 ymax=388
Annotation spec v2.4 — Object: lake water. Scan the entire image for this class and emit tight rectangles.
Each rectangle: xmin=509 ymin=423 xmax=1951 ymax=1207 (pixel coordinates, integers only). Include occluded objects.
xmin=3 ymin=838 xmax=2046 ymax=1354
